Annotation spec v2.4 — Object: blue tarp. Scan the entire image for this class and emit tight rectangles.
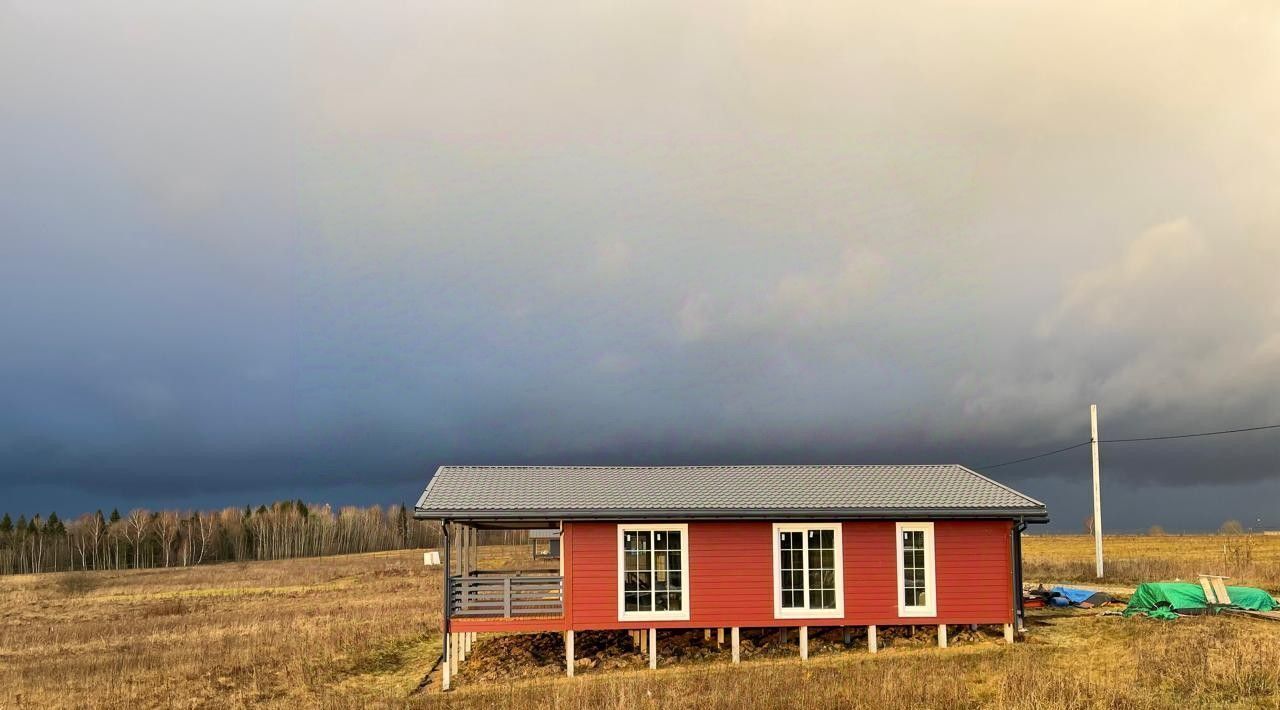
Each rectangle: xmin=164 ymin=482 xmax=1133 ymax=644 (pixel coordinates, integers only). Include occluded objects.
xmin=1051 ymin=586 xmax=1099 ymax=604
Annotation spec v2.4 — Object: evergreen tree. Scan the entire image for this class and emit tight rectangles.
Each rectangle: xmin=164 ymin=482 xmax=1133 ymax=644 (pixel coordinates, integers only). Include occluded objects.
xmin=16 ymin=515 xmax=27 ymax=532
xmin=244 ymin=505 xmax=252 ymax=518
xmin=26 ymin=518 xmax=38 ymax=535
xmin=256 ymin=504 xmax=268 ymax=516
xmin=110 ymin=508 xmax=121 ymax=524
xmin=45 ymin=512 xmax=62 ymax=535
xmin=296 ymin=499 xmax=309 ymax=518
xmin=0 ymin=513 xmax=11 ymax=534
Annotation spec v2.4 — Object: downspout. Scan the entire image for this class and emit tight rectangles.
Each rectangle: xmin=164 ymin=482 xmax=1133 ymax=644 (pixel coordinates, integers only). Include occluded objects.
xmin=1012 ymin=518 xmax=1027 ymax=633
xmin=441 ymin=520 xmax=451 ymax=663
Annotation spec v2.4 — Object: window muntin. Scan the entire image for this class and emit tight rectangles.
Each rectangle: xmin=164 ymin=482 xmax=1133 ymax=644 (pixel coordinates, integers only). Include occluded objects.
xmin=779 ymin=531 xmax=804 ymax=608
xmin=617 ymin=525 xmax=690 ymax=621
xmin=772 ymin=523 xmax=844 ymax=618
xmin=902 ymin=529 xmax=927 ymax=606
xmin=895 ymin=522 xmax=937 ymax=617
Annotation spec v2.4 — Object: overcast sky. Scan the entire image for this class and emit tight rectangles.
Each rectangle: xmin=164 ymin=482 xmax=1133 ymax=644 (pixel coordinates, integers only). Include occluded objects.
xmin=2 ymin=1 xmax=1278 ymax=530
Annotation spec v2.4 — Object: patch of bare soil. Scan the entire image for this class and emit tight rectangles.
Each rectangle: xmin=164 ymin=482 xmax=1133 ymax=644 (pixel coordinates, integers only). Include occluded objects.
xmin=456 ymin=624 xmax=1007 ymax=684
xmin=461 ymin=631 xmax=643 ymax=683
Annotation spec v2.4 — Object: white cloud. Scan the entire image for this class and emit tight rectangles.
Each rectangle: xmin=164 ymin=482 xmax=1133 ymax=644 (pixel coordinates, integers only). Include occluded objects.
xmin=767 ymin=246 xmax=888 ymax=326
xmin=961 ymin=218 xmax=1280 ymax=437
xmin=593 ymin=352 xmax=636 ymax=374
xmin=592 ymin=238 xmax=632 ymax=281
xmin=676 ymin=293 xmax=712 ymax=341
xmin=1041 ymin=219 xmax=1208 ymax=334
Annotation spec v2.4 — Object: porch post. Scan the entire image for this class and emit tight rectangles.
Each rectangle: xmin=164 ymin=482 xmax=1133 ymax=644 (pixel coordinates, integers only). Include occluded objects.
xmin=868 ymin=625 xmax=878 ymax=653
xmin=648 ymin=628 xmax=657 ymax=669
xmin=441 ymin=521 xmax=452 ymax=690
xmin=1004 ymin=623 xmax=1014 ymax=644
xmin=463 ymin=525 xmax=470 ymax=576
xmin=717 ymin=628 xmax=725 ymax=646
xmin=458 ymin=525 xmax=464 ymax=576
xmin=565 ymin=630 xmax=575 ymax=677
xmin=731 ymin=627 xmax=740 ymax=664
xmin=441 ymin=634 xmax=451 ymax=691
xmin=799 ymin=626 xmax=808 ymax=661
xmin=937 ymin=624 xmax=948 ymax=648
xmin=470 ymin=526 xmax=478 ymax=574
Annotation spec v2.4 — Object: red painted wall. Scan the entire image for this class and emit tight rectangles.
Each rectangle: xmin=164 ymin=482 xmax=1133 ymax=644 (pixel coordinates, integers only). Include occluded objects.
xmin=566 ymin=519 xmax=1013 ymax=630
xmin=451 ymin=519 xmax=1013 ymax=633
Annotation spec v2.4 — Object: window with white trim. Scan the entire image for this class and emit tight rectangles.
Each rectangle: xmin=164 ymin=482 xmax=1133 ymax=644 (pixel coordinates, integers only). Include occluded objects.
xmin=772 ymin=523 xmax=844 ymax=618
xmin=617 ymin=524 xmax=690 ymax=621
xmin=895 ymin=522 xmax=937 ymax=617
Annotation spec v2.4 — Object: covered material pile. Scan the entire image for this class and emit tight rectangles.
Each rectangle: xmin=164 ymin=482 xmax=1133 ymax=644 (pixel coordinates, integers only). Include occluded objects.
xmin=1123 ymin=582 xmax=1277 ymax=620
xmin=1024 ymin=585 xmax=1117 ymax=609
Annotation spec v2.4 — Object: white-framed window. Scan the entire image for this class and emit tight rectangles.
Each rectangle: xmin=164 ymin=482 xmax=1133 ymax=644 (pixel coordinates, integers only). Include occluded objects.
xmin=616 ymin=524 xmax=690 ymax=621
xmin=895 ymin=522 xmax=937 ymax=617
xmin=771 ymin=523 xmax=844 ymax=618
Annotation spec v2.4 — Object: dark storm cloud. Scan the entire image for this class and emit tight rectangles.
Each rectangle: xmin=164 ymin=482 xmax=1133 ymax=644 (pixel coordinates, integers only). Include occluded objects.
xmin=1 ymin=1 xmax=1278 ymax=528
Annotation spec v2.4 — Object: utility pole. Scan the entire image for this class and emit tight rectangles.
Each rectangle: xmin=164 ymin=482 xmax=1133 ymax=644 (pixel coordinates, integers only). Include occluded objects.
xmin=1091 ymin=404 xmax=1104 ymax=578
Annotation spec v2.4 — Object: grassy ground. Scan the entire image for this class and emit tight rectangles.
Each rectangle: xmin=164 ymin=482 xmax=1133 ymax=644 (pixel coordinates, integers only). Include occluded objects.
xmin=0 ymin=551 xmax=442 ymax=709
xmin=1024 ymin=533 xmax=1280 ymax=589
xmin=2 ymin=536 xmax=1278 ymax=709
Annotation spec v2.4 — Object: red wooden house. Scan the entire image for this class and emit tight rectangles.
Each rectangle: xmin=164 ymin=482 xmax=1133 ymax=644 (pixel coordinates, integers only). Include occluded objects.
xmin=414 ymin=464 xmax=1048 ymax=689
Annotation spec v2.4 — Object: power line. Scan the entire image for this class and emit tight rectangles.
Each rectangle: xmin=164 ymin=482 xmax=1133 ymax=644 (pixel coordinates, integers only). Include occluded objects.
xmin=1101 ymin=423 xmax=1280 ymax=443
xmin=977 ymin=441 xmax=1092 ymax=470
xmin=976 ymin=421 xmax=1280 ymax=471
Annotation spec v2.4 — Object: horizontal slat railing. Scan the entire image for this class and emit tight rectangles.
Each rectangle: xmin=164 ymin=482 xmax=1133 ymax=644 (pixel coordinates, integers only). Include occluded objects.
xmin=450 ymin=575 xmax=563 ymax=618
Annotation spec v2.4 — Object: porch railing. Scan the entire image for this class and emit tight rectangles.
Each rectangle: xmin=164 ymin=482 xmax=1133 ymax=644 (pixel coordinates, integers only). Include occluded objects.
xmin=449 ymin=574 xmax=564 ymax=618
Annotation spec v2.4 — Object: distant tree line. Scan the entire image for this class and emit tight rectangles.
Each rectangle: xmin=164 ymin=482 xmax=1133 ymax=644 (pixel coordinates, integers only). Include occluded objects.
xmin=0 ymin=501 xmax=453 ymax=576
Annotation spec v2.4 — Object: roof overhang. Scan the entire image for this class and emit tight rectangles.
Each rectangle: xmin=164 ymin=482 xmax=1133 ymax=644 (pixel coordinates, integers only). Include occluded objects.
xmin=415 ymin=506 xmax=1050 ymax=525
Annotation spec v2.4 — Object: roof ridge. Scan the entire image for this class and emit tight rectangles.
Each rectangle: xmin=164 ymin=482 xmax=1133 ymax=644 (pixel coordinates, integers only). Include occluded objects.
xmin=438 ymin=463 xmax=961 ymax=470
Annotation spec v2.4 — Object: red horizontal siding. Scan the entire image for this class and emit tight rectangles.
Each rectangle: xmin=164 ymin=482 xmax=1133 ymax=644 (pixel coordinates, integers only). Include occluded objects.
xmin=464 ymin=519 xmax=1013 ymax=633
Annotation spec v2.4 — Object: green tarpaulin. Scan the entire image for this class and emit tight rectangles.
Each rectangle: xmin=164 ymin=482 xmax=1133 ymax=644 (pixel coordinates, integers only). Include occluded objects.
xmin=1123 ymin=582 xmax=1277 ymax=619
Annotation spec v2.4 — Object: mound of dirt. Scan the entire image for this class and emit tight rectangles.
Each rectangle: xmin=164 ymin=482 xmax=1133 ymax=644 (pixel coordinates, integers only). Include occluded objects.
xmin=455 ymin=624 xmax=1006 ymax=684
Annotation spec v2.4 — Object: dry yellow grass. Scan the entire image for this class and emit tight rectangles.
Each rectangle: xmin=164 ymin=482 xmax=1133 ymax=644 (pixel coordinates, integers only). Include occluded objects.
xmin=0 ymin=551 xmax=442 ymax=709
xmin=2 ymin=536 xmax=1279 ymax=709
xmin=1025 ymin=533 xmax=1280 ymax=589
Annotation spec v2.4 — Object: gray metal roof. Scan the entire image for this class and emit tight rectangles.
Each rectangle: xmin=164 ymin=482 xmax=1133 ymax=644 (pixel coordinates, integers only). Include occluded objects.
xmin=414 ymin=464 xmax=1048 ymax=523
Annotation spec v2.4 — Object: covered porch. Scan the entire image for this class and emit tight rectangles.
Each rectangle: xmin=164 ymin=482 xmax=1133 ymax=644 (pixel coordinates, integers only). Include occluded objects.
xmin=439 ymin=519 xmax=567 ymax=690
xmin=443 ymin=520 xmax=564 ymax=620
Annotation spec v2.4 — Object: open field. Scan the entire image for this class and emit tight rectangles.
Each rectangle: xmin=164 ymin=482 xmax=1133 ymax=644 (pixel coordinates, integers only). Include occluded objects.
xmin=0 ymin=551 xmax=443 ymax=709
xmin=1025 ymin=533 xmax=1280 ymax=590
xmin=2 ymin=536 xmax=1279 ymax=709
